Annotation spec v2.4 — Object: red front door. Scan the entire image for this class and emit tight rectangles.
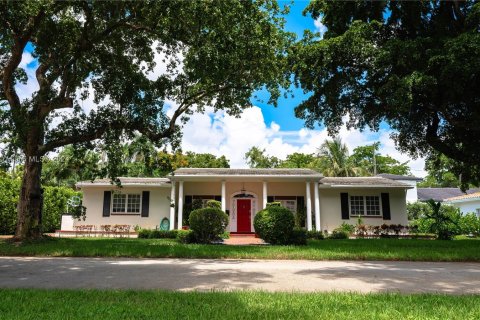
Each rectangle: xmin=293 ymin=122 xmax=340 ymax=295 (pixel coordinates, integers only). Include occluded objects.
xmin=237 ymin=199 xmax=251 ymax=233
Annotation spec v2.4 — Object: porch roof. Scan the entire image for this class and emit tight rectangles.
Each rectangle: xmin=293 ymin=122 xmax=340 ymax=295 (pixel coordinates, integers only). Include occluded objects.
xmin=170 ymin=168 xmax=323 ymax=182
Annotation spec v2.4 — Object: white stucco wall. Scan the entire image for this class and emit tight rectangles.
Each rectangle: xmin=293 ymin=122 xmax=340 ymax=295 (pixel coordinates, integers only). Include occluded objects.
xmin=76 ymin=186 xmax=171 ymax=230
xmin=448 ymin=200 xmax=480 ymax=216
xmin=318 ymin=188 xmax=408 ymax=231
xmin=399 ymin=180 xmax=418 ymax=203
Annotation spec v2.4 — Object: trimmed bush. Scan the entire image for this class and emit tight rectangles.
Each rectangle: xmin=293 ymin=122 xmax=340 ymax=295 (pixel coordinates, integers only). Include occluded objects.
xmin=176 ymin=229 xmax=196 ymax=244
xmin=289 ymin=228 xmax=307 ymax=245
xmin=206 ymin=200 xmax=221 ymax=209
xmin=253 ymin=205 xmax=295 ymax=245
xmin=329 ymin=229 xmax=350 ymax=239
xmin=138 ymin=229 xmax=178 ymax=239
xmin=306 ymin=230 xmax=325 ymax=240
xmin=189 ymin=207 xmax=229 ymax=243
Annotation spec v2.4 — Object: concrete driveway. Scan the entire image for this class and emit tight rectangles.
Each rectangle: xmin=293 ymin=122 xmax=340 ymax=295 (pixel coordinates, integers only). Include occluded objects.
xmin=0 ymin=257 xmax=479 ymax=294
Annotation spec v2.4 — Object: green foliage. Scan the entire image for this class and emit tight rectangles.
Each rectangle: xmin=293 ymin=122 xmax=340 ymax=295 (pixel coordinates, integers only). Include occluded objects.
xmin=424 ymin=201 xmax=461 ymax=240
xmin=176 ymin=230 xmax=196 ymax=244
xmin=185 ymin=152 xmax=230 ymax=169
xmin=279 ymin=153 xmax=316 ymax=169
xmin=205 ymin=200 xmax=221 ymax=209
xmin=0 ymin=175 xmax=81 ymax=234
xmin=138 ymin=229 xmax=178 ymax=239
xmin=329 ymin=229 xmax=350 ymax=239
xmin=458 ymin=213 xmax=480 ymax=237
xmin=306 ymin=230 xmax=325 ymax=240
xmin=289 ymin=228 xmax=307 ymax=245
xmin=350 ymin=143 xmax=410 ymax=176
xmin=266 ymin=201 xmax=282 ymax=208
xmin=183 ymin=198 xmax=203 ymax=226
xmin=244 ymin=147 xmax=280 ymax=168
xmin=317 ymin=138 xmax=363 ymax=177
xmin=0 ymin=176 xmax=20 ymax=234
xmin=406 ymin=202 xmax=432 ymax=221
xmin=189 ymin=207 xmax=229 ymax=244
xmin=253 ymin=206 xmax=295 ymax=245
xmin=295 ymin=205 xmax=306 ymax=228
xmin=295 ymin=1 xmax=480 ymax=187
xmin=338 ymin=222 xmax=355 ymax=235
xmin=418 ymin=154 xmax=461 ymax=188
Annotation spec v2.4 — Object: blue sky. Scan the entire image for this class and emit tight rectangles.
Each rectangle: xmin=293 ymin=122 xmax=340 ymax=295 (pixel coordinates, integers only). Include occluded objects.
xmin=15 ymin=1 xmax=426 ymax=176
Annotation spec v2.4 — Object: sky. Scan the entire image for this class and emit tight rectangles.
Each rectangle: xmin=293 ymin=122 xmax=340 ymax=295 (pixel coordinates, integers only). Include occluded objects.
xmin=15 ymin=1 xmax=427 ymax=176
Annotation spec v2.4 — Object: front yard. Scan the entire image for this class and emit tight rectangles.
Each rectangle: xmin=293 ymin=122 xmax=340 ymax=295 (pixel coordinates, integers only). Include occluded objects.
xmin=1 ymin=237 xmax=479 ymax=261
xmin=0 ymin=289 xmax=479 ymax=319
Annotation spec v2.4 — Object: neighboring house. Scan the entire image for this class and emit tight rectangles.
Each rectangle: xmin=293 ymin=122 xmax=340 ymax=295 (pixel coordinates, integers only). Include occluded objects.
xmin=70 ymin=168 xmax=412 ymax=233
xmin=376 ymin=174 xmax=423 ymax=203
xmin=444 ymin=192 xmax=480 ymax=217
xmin=417 ymin=187 xmax=480 ymax=202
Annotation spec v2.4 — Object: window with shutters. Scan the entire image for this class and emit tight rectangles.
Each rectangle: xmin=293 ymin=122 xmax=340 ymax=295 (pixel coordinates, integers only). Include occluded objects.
xmin=350 ymin=195 xmax=381 ymax=216
xmin=112 ymin=193 xmax=142 ymax=214
xmin=192 ymin=195 xmax=221 ymax=208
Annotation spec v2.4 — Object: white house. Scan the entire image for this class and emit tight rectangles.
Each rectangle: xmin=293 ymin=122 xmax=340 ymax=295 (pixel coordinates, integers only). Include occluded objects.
xmin=72 ymin=168 xmax=412 ymax=233
xmin=444 ymin=192 xmax=480 ymax=217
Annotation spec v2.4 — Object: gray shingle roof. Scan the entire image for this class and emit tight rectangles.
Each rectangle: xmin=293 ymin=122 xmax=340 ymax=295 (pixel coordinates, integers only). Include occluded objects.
xmin=77 ymin=177 xmax=170 ymax=187
xmin=417 ymin=188 xmax=480 ymax=202
xmin=376 ymin=173 xmax=423 ymax=181
xmin=320 ymin=177 xmax=410 ymax=187
xmin=173 ymin=168 xmax=323 ymax=177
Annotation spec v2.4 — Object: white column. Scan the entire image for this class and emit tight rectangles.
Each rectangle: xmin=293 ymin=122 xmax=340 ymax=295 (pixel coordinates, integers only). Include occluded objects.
xmin=177 ymin=181 xmax=184 ymax=229
xmin=262 ymin=181 xmax=268 ymax=209
xmin=221 ymin=180 xmax=226 ymax=212
xmin=306 ymin=181 xmax=312 ymax=231
xmin=314 ymin=181 xmax=321 ymax=231
xmin=169 ymin=181 xmax=176 ymax=230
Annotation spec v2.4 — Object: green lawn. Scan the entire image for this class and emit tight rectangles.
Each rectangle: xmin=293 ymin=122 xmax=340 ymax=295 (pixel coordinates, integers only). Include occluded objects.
xmin=1 ymin=237 xmax=479 ymax=261
xmin=0 ymin=289 xmax=478 ymax=320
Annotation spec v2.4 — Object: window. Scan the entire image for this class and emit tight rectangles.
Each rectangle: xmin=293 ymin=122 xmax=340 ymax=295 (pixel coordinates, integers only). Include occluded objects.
xmin=350 ymin=196 xmax=364 ymax=215
xmin=278 ymin=200 xmax=297 ymax=213
xmin=112 ymin=193 xmax=141 ymax=214
xmin=350 ymin=195 xmax=381 ymax=216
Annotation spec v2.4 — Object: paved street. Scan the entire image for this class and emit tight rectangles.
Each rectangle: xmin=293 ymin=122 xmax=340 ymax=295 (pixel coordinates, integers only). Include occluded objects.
xmin=1 ymin=257 xmax=479 ymax=294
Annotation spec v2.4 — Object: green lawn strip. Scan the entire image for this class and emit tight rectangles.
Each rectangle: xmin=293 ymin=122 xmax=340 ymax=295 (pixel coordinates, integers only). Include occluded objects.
xmin=0 ymin=237 xmax=479 ymax=261
xmin=0 ymin=289 xmax=478 ymax=320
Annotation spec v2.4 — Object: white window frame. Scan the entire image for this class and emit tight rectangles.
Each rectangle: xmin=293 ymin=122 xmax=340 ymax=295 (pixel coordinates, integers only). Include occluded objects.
xmin=111 ymin=192 xmax=142 ymax=214
xmin=349 ymin=195 xmax=382 ymax=217
xmin=277 ymin=199 xmax=297 ymax=213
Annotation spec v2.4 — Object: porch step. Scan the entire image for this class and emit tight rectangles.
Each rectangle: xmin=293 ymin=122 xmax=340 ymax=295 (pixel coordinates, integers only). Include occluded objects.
xmin=229 ymin=233 xmax=258 ymax=237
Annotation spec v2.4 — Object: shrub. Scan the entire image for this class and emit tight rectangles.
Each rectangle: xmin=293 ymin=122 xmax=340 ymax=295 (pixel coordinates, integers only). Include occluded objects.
xmin=424 ymin=200 xmax=461 ymax=240
xmin=295 ymin=205 xmax=306 ymax=228
xmin=407 ymin=201 xmax=432 ymax=220
xmin=289 ymin=228 xmax=307 ymax=245
xmin=329 ymin=229 xmax=350 ymax=239
xmin=189 ymin=207 xmax=229 ymax=243
xmin=459 ymin=213 xmax=480 ymax=236
xmin=306 ymin=230 xmax=325 ymax=240
xmin=266 ymin=201 xmax=282 ymax=208
xmin=183 ymin=198 xmax=203 ymax=226
xmin=138 ymin=229 xmax=179 ymax=239
xmin=206 ymin=200 xmax=221 ymax=209
xmin=0 ymin=176 xmax=20 ymax=235
xmin=137 ymin=229 xmax=152 ymax=238
xmin=339 ymin=222 xmax=355 ymax=235
xmin=176 ymin=230 xmax=196 ymax=244
xmin=254 ymin=205 xmax=295 ymax=245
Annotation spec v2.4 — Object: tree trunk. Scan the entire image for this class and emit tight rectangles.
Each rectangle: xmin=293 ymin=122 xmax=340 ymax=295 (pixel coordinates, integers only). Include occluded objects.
xmin=14 ymin=154 xmax=44 ymax=240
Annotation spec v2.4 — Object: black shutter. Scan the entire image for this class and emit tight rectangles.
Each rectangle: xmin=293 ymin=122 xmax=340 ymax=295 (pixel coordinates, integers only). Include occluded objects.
xmin=381 ymin=193 xmax=391 ymax=220
xmin=214 ymin=195 xmax=222 ymax=202
xmin=267 ymin=196 xmax=274 ymax=203
xmin=185 ymin=195 xmax=193 ymax=205
xmin=103 ymin=191 xmax=111 ymax=217
xmin=141 ymin=191 xmax=150 ymax=217
xmin=340 ymin=193 xmax=349 ymax=220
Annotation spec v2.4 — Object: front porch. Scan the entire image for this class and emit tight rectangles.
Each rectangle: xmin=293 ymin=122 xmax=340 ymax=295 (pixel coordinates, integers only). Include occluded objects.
xmin=169 ymin=168 xmax=324 ymax=232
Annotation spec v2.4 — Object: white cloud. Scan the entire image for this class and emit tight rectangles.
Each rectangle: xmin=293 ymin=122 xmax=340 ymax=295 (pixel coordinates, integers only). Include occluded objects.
xmin=314 ymin=17 xmax=328 ymax=39
xmin=179 ymin=106 xmax=427 ymax=177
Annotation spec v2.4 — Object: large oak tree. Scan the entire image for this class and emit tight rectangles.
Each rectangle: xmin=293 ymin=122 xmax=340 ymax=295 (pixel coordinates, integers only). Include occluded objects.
xmin=0 ymin=0 xmax=293 ymax=240
xmin=292 ymin=0 xmax=480 ymax=188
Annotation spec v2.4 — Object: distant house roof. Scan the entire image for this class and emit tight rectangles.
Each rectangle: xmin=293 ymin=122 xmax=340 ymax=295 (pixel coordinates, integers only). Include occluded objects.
xmin=417 ymin=188 xmax=480 ymax=202
xmin=320 ymin=177 xmax=411 ymax=188
xmin=77 ymin=177 xmax=170 ymax=188
xmin=376 ymin=173 xmax=423 ymax=181
xmin=444 ymin=191 xmax=480 ymax=203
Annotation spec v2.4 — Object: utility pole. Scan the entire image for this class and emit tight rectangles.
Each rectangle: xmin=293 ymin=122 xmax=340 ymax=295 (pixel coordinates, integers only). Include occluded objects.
xmin=373 ymin=142 xmax=377 ymax=176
